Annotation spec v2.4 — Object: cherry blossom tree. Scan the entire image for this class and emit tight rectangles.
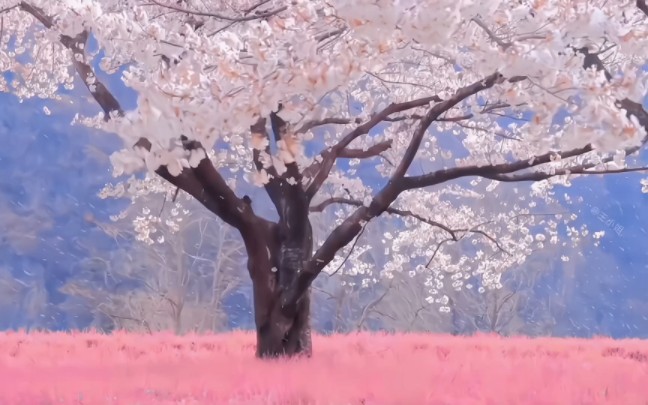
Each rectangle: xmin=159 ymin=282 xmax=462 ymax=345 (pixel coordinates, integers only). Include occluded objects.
xmin=1 ymin=0 xmax=648 ymax=357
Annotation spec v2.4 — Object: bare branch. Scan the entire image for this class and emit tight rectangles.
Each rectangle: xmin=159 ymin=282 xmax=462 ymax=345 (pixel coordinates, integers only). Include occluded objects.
xmin=310 ymin=197 xmax=507 ymax=253
xmin=356 ymin=279 xmax=394 ymax=331
xmin=243 ymin=0 xmax=272 ymax=15
xmin=100 ymin=311 xmax=153 ymax=334
xmin=366 ymin=70 xmax=437 ymax=91
xmin=315 ymin=27 xmax=346 ymax=43
xmin=472 ymin=17 xmax=546 ymax=50
xmin=295 ymin=117 xmax=362 ymax=134
xmin=485 ymin=164 xmax=648 ymax=182
xmin=472 ymin=17 xmax=512 ymax=49
xmin=338 ymin=140 xmax=393 ymax=159
xmin=146 ymin=0 xmax=288 ymax=22
xmin=309 ymin=197 xmax=458 ymax=239
xmin=327 ymin=219 xmax=368 ymax=278
xmin=304 ymin=93 xmax=443 ymax=200
xmin=426 ymin=238 xmax=454 ymax=267
xmin=0 ymin=4 xmax=19 ymax=14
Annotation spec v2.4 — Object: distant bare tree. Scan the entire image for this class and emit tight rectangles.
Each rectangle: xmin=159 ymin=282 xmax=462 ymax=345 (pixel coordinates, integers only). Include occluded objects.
xmin=61 ymin=193 xmax=245 ymax=334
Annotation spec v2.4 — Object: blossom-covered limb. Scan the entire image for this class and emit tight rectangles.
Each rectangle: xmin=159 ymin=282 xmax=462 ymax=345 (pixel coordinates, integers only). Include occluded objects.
xmin=484 ymin=165 xmax=648 ymax=182
xmin=310 ymin=197 xmax=506 ymax=253
xmin=19 ymin=2 xmax=123 ymax=119
xmin=304 ymin=94 xmax=443 ymax=200
xmin=401 ymin=144 xmax=592 ymax=190
xmin=401 ymin=45 xmax=648 ymax=189
xmin=133 ymin=138 xmax=256 ymax=230
xmin=309 ymin=197 xmax=458 ymax=239
xmin=391 ymin=73 xmax=504 ymax=180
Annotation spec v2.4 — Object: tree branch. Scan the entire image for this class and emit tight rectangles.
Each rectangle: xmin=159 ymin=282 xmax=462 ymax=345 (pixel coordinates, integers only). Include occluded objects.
xmin=638 ymin=0 xmax=648 ymax=16
xmin=356 ymin=280 xmax=394 ymax=331
xmin=0 ymin=4 xmax=19 ymax=14
xmin=301 ymin=139 xmax=394 ymax=183
xmin=147 ymin=0 xmax=288 ymax=22
xmin=337 ymin=140 xmax=393 ymax=159
xmin=134 ymin=138 xmax=254 ymax=229
xmin=19 ymin=2 xmax=123 ymax=119
xmin=316 ymin=72 xmax=502 ymax=256
xmin=309 ymin=197 xmax=458 ymax=239
xmin=310 ymin=197 xmax=507 ymax=253
xmin=315 ymin=27 xmax=346 ymax=43
xmin=401 ymin=144 xmax=593 ymax=190
xmin=303 ymin=94 xmax=443 ymax=200
xmin=391 ymin=73 xmax=504 ymax=181
xmin=472 ymin=17 xmax=513 ymax=49
xmin=295 ymin=117 xmax=363 ymax=134
xmin=484 ymin=164 xmax=648 ymax=182
xmin=270 ymin=107 xmax=303 ymax=190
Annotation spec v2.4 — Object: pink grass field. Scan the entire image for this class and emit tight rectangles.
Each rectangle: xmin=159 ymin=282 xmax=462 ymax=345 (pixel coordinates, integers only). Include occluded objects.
xmin=1 ymin=332 xmax=647 ymax=404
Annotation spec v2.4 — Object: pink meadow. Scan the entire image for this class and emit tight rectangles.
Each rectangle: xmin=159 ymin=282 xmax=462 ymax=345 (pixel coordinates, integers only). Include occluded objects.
xmin=1 ymin=331 xmax=647 ymax=404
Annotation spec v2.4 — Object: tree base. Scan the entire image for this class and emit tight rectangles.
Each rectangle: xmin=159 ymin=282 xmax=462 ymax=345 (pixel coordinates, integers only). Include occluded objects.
xmin=255 ymin=295 xmax=312 ymax=358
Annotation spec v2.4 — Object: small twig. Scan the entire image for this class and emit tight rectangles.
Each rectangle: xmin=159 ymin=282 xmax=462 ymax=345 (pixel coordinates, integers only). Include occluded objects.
xmin=102 ymin=312 xmax=153 ymax=334
xmin=310 ymin=197 xmax=459 ymax=239
xmin=426 ymin=238 xmax=454 ymax=267
xmin=366 ymin=71 xmax=437 ymax=91
xmin=0 ymin=4 xmax=19 ymax=14
xmin=356 ymin=278 xmax=395 ymax=331
xmin=328 ymin=220 xmax=368 ymax=277
xmin=296 ymin=117 xmax=363 ymax=134
xmin=147 ymin=0 xmax=287 ymax=22
xmin=472 ymin=17 xmax=512 ymax=49
xmin=315 ymin=27 xmax=346 ymax=43
xmin=243 ymin=0 xmax=272 ymax=15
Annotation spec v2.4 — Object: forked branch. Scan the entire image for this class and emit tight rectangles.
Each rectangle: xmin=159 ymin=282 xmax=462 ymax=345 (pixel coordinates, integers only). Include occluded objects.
xmin=304 ymin=94 xmax=443 ymax=200
xmin=19 ymin=2 xmax=122 ymax=119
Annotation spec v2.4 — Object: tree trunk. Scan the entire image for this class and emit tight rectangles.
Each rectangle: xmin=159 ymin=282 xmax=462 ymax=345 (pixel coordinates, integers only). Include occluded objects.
xmin=255 ymin=287 xmax=312 ymax=358
xmin=244 ymin=219 xmax=314 ymax=358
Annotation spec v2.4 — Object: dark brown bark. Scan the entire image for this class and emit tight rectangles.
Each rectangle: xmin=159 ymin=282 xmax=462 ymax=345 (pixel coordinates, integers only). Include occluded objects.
xmin=244 ymin=219 xmax=313 ymax=357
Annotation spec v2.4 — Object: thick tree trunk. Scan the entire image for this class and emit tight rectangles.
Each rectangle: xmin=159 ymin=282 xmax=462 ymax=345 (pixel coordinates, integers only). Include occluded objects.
xmin=244 ymin=219 xmax=314 ymax=358
xmin=255 ymin=288 xmax=312 ymax=358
